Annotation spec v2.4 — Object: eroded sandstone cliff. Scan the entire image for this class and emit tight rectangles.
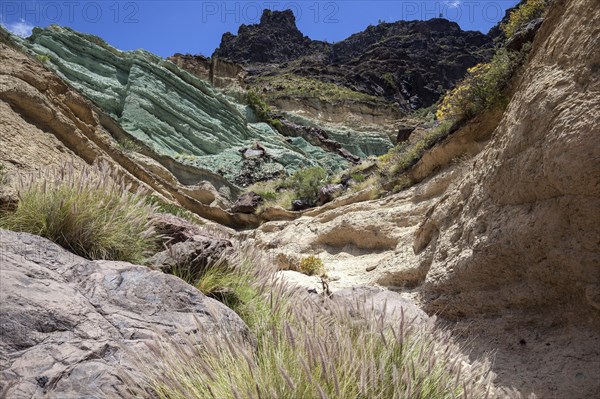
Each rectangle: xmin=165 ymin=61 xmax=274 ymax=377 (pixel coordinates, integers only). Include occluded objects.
xmin=249 ymin=0 xmax=600 ymax=396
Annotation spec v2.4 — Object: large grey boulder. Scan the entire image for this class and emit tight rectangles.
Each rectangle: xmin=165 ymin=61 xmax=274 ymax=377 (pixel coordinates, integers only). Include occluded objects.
xmin=331 ymin=286 xmax=429 ymax=327
xmin=0 ymin=229 xmax=251 ymax=398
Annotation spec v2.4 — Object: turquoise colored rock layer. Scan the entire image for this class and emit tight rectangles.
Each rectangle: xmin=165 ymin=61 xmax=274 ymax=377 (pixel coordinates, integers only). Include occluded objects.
xmin=17 ymin=26 xmax=349 ymax=187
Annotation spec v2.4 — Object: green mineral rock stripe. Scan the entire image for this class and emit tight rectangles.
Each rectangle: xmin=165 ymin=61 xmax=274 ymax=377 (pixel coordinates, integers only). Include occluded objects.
xmin=17 ymin=26 xmax=351 ymax=188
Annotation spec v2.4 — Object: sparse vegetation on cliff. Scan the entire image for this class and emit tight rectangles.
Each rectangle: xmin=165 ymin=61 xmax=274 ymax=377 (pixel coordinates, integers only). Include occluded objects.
xmin=252 ymin=73 xmax=385 ymax=104
xmin=436 ymin=49 xmax=517 ymax=123
xmin=0 ymin=162 xmax=158 ymax=262
xmin=248 ymin=166 xmax=329 ymax=211
xmin=247 ymin=90 xmax=283 ymax=129
xmin=502 ymin=0 xmax=548 ymax=38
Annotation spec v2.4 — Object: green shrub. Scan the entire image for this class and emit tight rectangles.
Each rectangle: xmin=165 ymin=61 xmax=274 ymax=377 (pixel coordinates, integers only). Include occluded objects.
xmin=247 ymin=90 xmax=283 ymax=130
xmin=36 ymin=54 xmax=50 ymax=63
xmin=290 ymin=166 xmax=327 ymax=204
xmin=298 ymin=255 xmax=325 ymax=276
xmin=246 ymin=166 xmax=328 ymax=211
xmin=502 ymin=0 xmax=547 ymax=38
xmin=0 ymin=162 xmax=158 ymax=262
xmin=350 ymin=172 xmax=366 ymax=183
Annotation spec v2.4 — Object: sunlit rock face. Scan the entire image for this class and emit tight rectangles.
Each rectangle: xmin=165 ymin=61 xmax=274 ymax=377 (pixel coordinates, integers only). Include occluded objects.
xmin=17 ymin=26 xmax=350 ymax=184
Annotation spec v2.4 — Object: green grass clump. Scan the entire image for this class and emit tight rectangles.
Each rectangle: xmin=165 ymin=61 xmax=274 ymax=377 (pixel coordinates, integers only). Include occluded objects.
xmin=502 ymin=0 xmax=547 ymax=38
xmin=289 ymin=166 xmax=327 ymax=204
xmin=0 ymin=162 xmax=158 ymax=262
xmin=298 ymin=255 xmax=325 ymax=276
xmin=247 ymin=90 xmax=283 ymax=130
xmin=141 ymin=243 xmax=499 ymax=399
xmin=36 ymin=54 xmax=50 ymax=63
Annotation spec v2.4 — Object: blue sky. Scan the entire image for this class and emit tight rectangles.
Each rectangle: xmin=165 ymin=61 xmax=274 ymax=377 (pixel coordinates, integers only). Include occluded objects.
xmin=1 ymin=1 xmax=519 ymax=57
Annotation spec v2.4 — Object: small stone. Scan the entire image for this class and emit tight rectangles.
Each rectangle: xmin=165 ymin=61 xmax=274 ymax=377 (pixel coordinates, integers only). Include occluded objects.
xmin=366 ymin=265 xmax=377 ymax=272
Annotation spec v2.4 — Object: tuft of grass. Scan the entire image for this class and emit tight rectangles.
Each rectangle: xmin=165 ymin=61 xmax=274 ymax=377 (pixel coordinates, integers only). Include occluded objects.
xmin=0 ymin=162 xmax=158 ymax=262
xmin=501 ymin=0 xmax=547 ymax=38
xmin=36 ymin=54 xmax=50 ymax=63
xmin=298 ymin=255 xmax=325 ymax=276
xmin=380 ymin=121 xmax=454 ymax=175
xmin=139 ymin=243 xmax=500 ymax=399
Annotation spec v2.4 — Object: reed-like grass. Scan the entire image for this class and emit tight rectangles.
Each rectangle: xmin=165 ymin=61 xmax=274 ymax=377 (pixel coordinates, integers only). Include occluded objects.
xmin=139 ymin=244 xmax=507 ymax=399
xmin=0 ymin=162 xmax=158 ymax=262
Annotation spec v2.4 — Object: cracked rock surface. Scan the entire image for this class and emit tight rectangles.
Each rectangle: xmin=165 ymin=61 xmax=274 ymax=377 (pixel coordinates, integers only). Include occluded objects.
xmin=0 ymin=229 xmax=251 ymax=398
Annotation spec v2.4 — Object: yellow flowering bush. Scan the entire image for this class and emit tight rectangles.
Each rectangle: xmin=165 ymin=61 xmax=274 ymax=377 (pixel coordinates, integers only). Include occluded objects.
xmin=298 ymin=255 xmax=325 ymax=276
xmin=502 ymin=0 xmax=547 ymax=39
xmin=436 ymin=49 xmax=514 ymax=123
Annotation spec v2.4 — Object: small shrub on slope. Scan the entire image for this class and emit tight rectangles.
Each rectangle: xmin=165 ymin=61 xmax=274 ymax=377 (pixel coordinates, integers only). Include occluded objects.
xmin=0 ymin=162 xmax=158 ymax=262
xmin=436 ymin=49 xmax=515 ymax=123
xmin=299 ymin=255 xmax=325 ymax=276
xmin=289 ymin=166 xmax=327 ymax=204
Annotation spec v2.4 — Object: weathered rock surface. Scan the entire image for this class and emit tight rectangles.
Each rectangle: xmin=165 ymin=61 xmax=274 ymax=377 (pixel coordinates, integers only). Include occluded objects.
xmin=417 ymin=0 xmax=600 ymax=322
xmin=231 ymin=192 xmax=263 ymax=214
xmin=331 ymin=286 xmax=429 ymax=327
xmin=318 ymin=184 xmax=344 ymax=205
xmin=214 ymin=10 xmax=494 ymax=109
xmin=0 ymin=229 xmax=251 ymax=398
xmin=168 ymin=53 xmax=248 ymax=92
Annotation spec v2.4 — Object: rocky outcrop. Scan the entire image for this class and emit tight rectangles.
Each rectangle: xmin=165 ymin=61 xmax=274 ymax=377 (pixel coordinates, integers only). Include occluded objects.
xmin=168 ymin=53 xmax=247 ymax=91
xmin=417 ymin=0 xmax=600 ymax=324
xmin=410 ymin=0 xmax=599 ymax=396
xmin=0 ymin=39 xmax=275 ymax=228
xmin=230 ymin=192 xmax=263 ymax=214
xmin=506 ymin=18 xmax=544 ymax=51
xmin=214 ymin=10 xmax=494 ymax=108
xmin=0 ymin=229 xmax=251 ymax=398
xmin=215 ymin=10 xmax=320 ymax=64
xmin=14 ymin=26 xmax=350 ymax=185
